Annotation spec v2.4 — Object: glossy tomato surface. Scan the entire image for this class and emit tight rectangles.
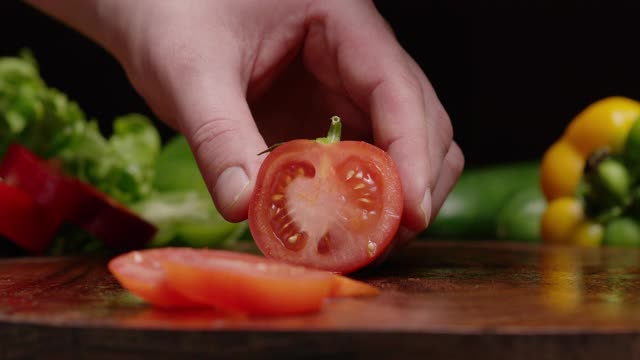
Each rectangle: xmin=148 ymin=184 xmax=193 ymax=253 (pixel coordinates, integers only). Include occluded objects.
xmin=109 ymin=248 xmax=380 ymax=314
xmin=249 ymin=140 xmax=403 ymax=274
xmin=160 ymin=248 xmax=335 ymax=316
xmin=108 ymin=248 xmax=203 ymax=308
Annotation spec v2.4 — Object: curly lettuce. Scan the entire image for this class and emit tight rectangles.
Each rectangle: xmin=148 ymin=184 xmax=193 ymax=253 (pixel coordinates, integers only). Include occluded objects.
xmin=0 ymin=51 xmax=248 ymax=253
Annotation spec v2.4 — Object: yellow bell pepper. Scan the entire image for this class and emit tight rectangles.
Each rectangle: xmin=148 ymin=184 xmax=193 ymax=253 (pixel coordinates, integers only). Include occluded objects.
xmin=540 ymin=96 xmax=640 ymax=246
xmin=540 ymin=196 xmax=603 ymax=246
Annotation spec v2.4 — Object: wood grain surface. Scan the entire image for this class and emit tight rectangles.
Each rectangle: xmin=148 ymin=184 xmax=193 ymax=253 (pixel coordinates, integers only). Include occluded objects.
xmin=2 ymin=241 xmax=640 ymax=359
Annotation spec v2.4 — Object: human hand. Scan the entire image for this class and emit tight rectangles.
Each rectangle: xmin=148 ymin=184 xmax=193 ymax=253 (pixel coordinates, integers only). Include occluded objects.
xmin=28 ymin=0 xmax=464 ymax=239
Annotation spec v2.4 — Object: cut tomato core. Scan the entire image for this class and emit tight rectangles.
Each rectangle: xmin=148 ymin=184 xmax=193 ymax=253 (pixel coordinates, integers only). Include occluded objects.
xmin=249 ymin=140 xmax=403 ymax=274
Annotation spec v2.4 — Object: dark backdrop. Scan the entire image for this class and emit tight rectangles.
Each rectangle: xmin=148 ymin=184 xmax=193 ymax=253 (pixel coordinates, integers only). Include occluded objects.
xmin=2 ymin=1 xmax=640 ymax=166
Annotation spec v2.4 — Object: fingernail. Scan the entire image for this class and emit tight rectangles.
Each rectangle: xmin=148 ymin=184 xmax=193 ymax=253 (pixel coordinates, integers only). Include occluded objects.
xmin=420 ymin=190 xmax=432 ymax=227
xmin=213 ymin=166 xmax=250 ymax=213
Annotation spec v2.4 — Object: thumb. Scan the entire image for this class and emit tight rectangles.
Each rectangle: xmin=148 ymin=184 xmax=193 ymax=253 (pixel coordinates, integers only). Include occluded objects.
xmin=173 ymin=73 xmax=266 ymax=223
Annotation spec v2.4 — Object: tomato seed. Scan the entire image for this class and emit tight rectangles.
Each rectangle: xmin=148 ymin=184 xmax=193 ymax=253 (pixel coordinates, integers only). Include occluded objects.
xmin=288 ymin=233 xmax=299 ymax=244
xmin=346 ymin=169 xmax=355 ymax=180
xmin=283 ymin=231 xmax=307 ymax=251
xmin=367 ymin=241 xmax=377 ymax=257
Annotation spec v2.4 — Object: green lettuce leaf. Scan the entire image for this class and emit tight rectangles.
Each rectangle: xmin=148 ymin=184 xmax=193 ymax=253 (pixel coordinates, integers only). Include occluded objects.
xmin=0 ymin=51 xmax=246 ymax=253
xmin=153 ymin=135 xmax=208 ymax=193
xmin=132 ymin=190 xmax=247 ymax=248
xmin=135 ymin=134 xmax=249 ymax=248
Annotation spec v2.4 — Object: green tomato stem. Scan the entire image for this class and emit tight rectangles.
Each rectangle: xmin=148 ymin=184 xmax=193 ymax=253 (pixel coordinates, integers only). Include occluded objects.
xmin=258 ymin=116 xmax=343 ymax=155
xmin=316 ymin=116 xmax=342 ymax=144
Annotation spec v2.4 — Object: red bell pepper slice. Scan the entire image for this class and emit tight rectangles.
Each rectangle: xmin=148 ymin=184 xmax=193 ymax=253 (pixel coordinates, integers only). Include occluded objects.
xmin=0 ymin=181 xmax=61 ymax=254
xmin=0 ymin=144 xmax=156 ymax=251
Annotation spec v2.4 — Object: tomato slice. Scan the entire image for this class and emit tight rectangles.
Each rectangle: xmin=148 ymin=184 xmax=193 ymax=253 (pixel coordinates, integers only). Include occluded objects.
xmin=109 ymin=248 xmax=380 ymax=315
xmin=249 ymin=139 xmax=403 ymax=274
xmin=108 ymin=248 xmax=203 ymax=308
xmin=0 ymin=143 xmax=156 ymax=250
xmin=109 ymin=248 xmax=337 ymax=315
xmin=161 ymin=249 xmax=335 ymax=316
xmin=331 ymin=275 xmax=380 ymax=298
xmin=0 ymin=182 xmax=61 ymax=253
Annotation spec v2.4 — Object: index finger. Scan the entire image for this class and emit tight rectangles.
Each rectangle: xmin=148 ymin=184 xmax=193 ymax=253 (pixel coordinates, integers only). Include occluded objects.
xmin=309 ymin=0 xmax=454 ymax=231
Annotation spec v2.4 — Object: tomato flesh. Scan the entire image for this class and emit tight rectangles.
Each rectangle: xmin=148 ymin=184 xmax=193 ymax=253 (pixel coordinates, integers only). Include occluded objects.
xmin=162 ymin=249 xmax=334 ymax=316
xmin=249 ymin=140 xmax=403 ymax=274
xmin=110 ymin=248 xmax=336 ymax=315
xmin=108 ymin=248 xmax=203 ymax=308
xmin=330 ymin=275 xmax=380 ymax=298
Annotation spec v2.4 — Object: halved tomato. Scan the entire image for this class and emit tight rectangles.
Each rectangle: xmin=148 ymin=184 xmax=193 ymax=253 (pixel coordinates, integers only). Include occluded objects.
xmin=108 ymin=248 xmax=381 ymax=315
xmin=249 ymin=118 xmax=403 ymax=274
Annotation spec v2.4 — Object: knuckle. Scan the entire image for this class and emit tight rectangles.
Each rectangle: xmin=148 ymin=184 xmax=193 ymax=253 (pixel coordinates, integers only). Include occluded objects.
xmin=189 ymin=116 xmax=240 ymax=171
xmin=447 ymin=142 xmax=466 ymax=179
xmin=428 ymin=106 xmax=454 ymax=162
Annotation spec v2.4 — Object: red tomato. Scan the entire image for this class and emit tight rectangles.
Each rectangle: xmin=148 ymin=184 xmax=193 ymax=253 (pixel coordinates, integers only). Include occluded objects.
xmin=0 ymin=182 xmax=61 ymax=253
xmin=161 ymin=249 xmax=335 ymax=316
xmin=110 ymin=248 xmax=336 ymax=315
xmin=331 ymin=275 xmax=380 ymax=298
xmin=0 ymin=143 xmax=156 ymax=250
xmin=108 ymin=248 xmax=203 ymax=308
xmin=249 ymin=139 xmax=403 ymax=274
xmin=109 ymin=248 xmax=381 ymax=315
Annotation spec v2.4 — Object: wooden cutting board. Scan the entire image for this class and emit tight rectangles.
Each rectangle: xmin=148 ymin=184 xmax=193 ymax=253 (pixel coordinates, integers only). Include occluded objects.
xmin=2 ymin=241 xmax=640 ymax=359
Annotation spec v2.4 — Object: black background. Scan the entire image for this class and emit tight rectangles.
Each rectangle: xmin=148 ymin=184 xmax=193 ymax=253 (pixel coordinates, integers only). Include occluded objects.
xmin=2 ymin=1 xmax=640 ymax=166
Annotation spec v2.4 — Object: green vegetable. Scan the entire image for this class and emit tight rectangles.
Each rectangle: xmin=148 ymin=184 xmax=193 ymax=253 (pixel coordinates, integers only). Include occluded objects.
xmin=132 ymin=133 xmax=248 ymax=248
xmin=153 ymin=135 xmax=207 ymax=193
xmin=623 ymin=117 xmax=640 ymax=181
xmin=0 ymin=50 xmax=85 ymax=159
xmin=0 ymin=51 xmax=247 ymax=253
xmin=496 ymin=186 xmax=545 ymax=242
xmin=423 ymin=162 xmax=544 ymax=241
xmin=132 ymin=191 xmax=247 ymax=248
xmin=57 ymin=114 xmax=160 ymax=204
xmin=603 ymin=217 xmax=640 ymax=247
xmin=0 ymin=51 xmax=159 ymax=205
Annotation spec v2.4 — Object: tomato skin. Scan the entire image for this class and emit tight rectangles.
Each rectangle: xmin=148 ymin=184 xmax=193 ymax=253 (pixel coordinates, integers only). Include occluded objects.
xmin=330 ymin=275 xmax=380 ymax=297
xmin=109 ymin=248 xmax=381 ymax=315
xmin=162 ymin=252 xmax=334 ymax=316
xmin=249 ymin=140 xmax=403 ymax=274
xmin=111 ymin=248 xmax=335 ymax=316
xmin=108 ymin=248 xmax=204 ymax=308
